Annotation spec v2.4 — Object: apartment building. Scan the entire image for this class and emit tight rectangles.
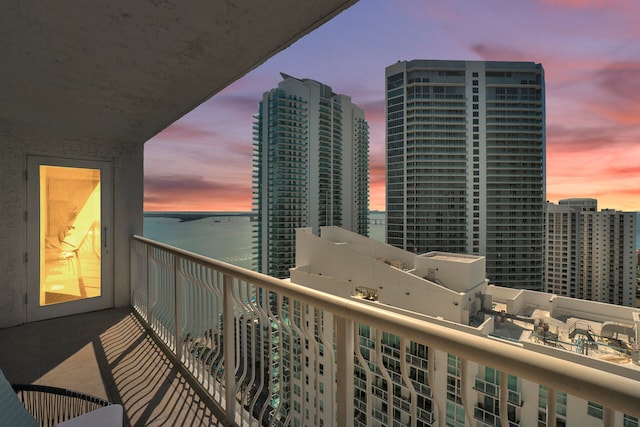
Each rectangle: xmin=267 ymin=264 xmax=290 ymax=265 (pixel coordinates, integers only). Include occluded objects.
xmin=253 ymin=74 xmax=369 ymax=279
xmin=546 ymin=199 xmax=637 ymax=306
xmin=385 ymin=60 xmax=545 ymax=291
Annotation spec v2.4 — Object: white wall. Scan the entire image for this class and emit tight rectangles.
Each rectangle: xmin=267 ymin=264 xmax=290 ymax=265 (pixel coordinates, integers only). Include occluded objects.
xmin=414 ymin=252 xmax=486 ymax=293
xmin=293 ymin=228 xmax=469 ymax=323
xmin=0 ymin=128 xmax=142 ymax=327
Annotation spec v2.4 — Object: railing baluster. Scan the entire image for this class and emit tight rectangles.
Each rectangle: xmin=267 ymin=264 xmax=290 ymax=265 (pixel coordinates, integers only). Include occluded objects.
xmin=460 ymin=358 xmax=472 ymax=426
xmin=146 ymin=244 xmax=151 ymax=327
xmin=335 ymin=316 xmax=353 ymax=427
xmin=175 ymin=256 xmax=183 ymax=362
xmin=547 ymin=387 xmax=557 ymax=427
xmin=223 ymin=272 xmax=236 ymax=423
xmin=499 ymin=370 xmax=508 ymax=427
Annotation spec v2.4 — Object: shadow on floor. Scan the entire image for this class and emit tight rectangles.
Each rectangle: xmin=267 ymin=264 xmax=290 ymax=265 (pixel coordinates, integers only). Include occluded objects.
xmin=0 ymin=308 xmax=223 ymax=426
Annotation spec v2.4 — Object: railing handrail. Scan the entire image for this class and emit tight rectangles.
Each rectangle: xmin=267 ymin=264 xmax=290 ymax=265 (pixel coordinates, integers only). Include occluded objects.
xmin=131 ymin=235 xmax=640 ymax=419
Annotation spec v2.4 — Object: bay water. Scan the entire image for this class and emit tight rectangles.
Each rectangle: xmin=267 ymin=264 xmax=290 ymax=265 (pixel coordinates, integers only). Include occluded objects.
xmin=143 ymin=212 xmax=386 ymax=271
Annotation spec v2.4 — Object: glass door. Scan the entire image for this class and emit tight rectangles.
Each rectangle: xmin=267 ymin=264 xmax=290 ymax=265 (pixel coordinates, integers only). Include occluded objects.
xmin=27 ymin=156 xmax=112 ymax=321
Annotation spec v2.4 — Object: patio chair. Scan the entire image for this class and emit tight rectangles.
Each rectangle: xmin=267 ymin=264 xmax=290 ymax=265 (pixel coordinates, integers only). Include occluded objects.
xmin=1 ymin=369 xmax=122 ymax=427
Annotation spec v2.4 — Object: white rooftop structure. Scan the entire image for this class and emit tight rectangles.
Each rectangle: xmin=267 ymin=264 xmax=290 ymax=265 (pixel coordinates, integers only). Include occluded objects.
xmin=288 ymin=226 xmax=640 ymax=426
xmin=293 ymin=226 xmax=640 ymax=367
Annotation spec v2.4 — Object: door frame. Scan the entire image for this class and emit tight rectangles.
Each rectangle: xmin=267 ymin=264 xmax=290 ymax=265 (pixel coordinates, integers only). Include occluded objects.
xmin=26 ymin=155 xmax=113 ymax=322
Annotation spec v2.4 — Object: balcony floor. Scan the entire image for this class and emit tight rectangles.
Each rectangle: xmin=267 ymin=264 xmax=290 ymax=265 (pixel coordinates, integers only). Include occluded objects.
xmin=0 ymin=307 xmax=223 ymax=426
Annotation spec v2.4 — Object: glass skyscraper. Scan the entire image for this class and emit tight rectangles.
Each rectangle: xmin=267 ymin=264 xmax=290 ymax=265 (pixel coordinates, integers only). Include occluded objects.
xmin=385 ymin=60 xmax=545 ymax=290
xmin=253 ymin=73 xmax=369 ymax=278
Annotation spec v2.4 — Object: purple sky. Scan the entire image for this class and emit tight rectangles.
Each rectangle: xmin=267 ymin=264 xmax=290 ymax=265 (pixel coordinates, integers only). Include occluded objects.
xmin=145 ymin=0 xmax=640 ymax=212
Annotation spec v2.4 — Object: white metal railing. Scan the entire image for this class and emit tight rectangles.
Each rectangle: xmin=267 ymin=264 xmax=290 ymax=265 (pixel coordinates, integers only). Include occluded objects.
xmin=131 ymin=236 xmax=640 ymax=427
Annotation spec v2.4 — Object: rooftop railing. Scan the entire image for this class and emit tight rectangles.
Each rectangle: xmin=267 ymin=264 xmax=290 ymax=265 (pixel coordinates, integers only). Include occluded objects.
xmin=131 ymin=235 xmax=640 ymax=427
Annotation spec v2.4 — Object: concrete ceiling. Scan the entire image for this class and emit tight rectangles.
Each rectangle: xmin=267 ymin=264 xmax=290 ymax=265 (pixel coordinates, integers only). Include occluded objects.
xmin=0 ymin=0 xmax=357 ymax=144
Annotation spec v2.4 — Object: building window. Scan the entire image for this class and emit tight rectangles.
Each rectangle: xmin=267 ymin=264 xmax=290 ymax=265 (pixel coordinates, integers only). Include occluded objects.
xmin=587 ymin=402 xmax=603 ymax=419
xmin=624 ymin=414 xmax=639 ymax=427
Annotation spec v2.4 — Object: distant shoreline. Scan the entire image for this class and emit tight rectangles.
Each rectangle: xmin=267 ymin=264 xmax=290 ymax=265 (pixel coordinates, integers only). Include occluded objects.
xmin=144 ymin=210 xmax=386 ymax=223
xmin=144 ymin=211 xmax=254 ymax=222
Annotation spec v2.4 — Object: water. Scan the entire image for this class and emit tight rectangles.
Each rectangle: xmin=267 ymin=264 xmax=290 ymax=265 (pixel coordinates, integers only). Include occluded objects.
xmin=143 ymin=212 xmax=386 ymax=270
xmin=144 ymin=215 xmax=255 ymax=270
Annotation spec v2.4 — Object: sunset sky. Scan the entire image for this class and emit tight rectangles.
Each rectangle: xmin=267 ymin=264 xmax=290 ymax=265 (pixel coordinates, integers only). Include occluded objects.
xmin=144 ymin=0 xmax=640 ymax=213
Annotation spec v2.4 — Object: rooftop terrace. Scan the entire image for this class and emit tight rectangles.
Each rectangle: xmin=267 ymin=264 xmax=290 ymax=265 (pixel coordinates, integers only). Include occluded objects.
xmin=490 ymin=302 xmax=640 ymax=373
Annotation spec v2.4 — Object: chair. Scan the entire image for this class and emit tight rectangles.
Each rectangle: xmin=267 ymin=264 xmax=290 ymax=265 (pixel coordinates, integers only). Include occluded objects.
xmin=1 ymin=369 xmax=122 ymax=427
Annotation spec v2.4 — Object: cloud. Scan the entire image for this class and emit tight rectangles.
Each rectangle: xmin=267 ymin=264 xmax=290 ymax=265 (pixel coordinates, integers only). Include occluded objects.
xmin=603 ymin=165 xmax=640 ymax=178
xmin=362 ymin=99 xmax=385 ymax=124
xmin=470 ymin=43 xmax=532 ymax=62
xmin=541 ymin=0 xmax=619 ymax=9
xmin=546 ymin=123 xmax=632 ymax=151
xmin=209 ymin=93 xmax=260 ymax=115
xmin=369 ymin=161 xmax=385 ymax=184
xmin=589 ymin=61 xmax=640 ymax=124
xmin=144 ymin=174 xmax=251 ymax=211
xmin=152 ymin=122 xmax=218 ymax=143
xmin=368 ymin=160 xmax=386 ymax=211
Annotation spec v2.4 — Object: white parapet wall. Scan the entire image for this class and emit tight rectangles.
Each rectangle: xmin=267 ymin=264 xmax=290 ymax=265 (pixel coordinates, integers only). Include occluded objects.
xmin=292 ymin=227 xmax=492 ymax=324
xmin=414 ymin=252 xmax=487 ymax=293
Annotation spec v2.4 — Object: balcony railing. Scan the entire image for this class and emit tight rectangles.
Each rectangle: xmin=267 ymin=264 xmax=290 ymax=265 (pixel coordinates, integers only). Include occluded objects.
xmin=131 ymin=235 xmax=640 ymax=427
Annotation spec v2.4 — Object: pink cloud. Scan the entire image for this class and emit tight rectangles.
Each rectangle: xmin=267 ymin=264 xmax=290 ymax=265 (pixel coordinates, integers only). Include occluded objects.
xmin=145 ymin=174 xmax=251 ymax=211
xmin=470 ymin=43 xmax=533 ymax=62
xmin=542 ymin=0 xmax=622 ymax=8
xmin=152 ymin=122 xmax=217 ymax=142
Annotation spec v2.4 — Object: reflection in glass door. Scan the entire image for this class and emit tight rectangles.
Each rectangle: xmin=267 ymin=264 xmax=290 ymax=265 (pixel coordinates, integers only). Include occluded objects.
xmin=27 ymin=156 xmax=112 ymax=322
xmin=39 ymin=166 xmax=102 ymax=305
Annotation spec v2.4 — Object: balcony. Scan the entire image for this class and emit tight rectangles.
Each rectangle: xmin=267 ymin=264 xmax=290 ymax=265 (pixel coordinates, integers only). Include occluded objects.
xmin=0 ymin=307 xmax=222 ymax=426
xmin=1 ymin=236 xmax=639 ymax=426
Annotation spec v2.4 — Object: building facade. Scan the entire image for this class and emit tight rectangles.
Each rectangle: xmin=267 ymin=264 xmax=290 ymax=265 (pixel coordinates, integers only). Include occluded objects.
xmin=287 ymin=226 xmax=640 ymax=427
xmin=385 ymin=60 xmax=545 ymax=291
xmin=253 ymin=73 xmax=369 ymax=278
xmin=546 ymin=199 xmax=637 ymax=306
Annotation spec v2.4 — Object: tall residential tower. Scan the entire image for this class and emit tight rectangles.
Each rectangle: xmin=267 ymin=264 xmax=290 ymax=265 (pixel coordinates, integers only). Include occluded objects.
xmin=385 ymin=60 xmax=545 ymax=290
xmin=253 ymin=73 xmax=369 ymax=278
xmin=546 ymin=198 xmax=637 ymax=306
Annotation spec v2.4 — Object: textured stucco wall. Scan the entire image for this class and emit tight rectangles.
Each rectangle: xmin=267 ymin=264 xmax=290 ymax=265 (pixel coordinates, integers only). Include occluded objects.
xmin=0 ymin=126 xmax=142 ymax=328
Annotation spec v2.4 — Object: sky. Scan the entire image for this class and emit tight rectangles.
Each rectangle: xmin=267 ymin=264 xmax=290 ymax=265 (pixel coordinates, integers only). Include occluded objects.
xmin=144 ymin=0 xmax=640 ymax=213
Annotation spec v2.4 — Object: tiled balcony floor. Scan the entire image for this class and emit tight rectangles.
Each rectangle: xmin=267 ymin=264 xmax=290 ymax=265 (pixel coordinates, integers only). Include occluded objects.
xmin=0 ymin=308 xmax=223 ymax=426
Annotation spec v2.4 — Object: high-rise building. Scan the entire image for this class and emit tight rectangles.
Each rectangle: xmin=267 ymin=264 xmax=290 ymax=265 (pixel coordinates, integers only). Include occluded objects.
xmin=253 ymin=73 xmax=369 ymax=278
xmin=546 ymin=198 xmax=637 ymax=306
xmin=287 ymin=226 xmax=640 ymax=427
xmin=385 ymin=60 xmax=546 ymax=291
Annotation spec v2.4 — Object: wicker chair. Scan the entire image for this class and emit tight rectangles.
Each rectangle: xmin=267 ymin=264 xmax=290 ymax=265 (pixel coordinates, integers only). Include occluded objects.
xmin=12 ymin=384 xmax=113 ymax=427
